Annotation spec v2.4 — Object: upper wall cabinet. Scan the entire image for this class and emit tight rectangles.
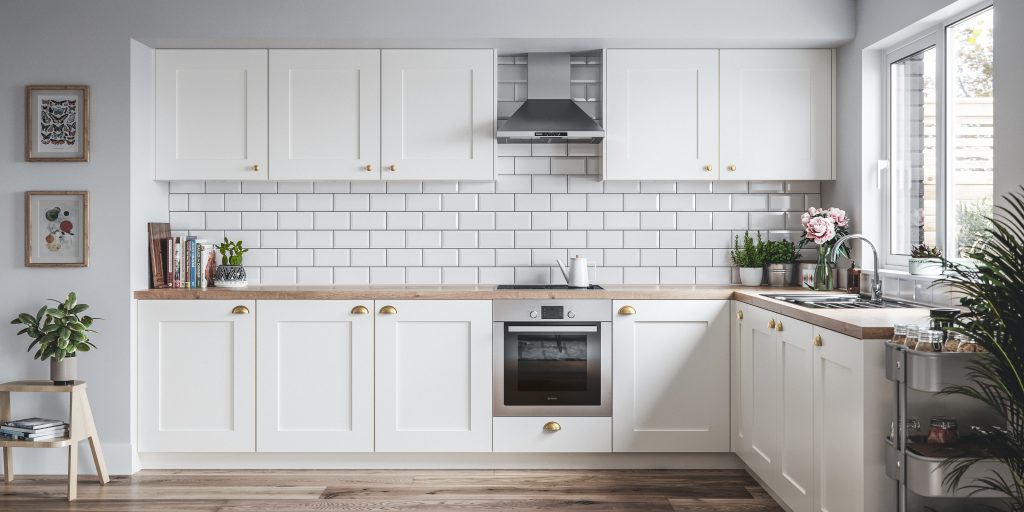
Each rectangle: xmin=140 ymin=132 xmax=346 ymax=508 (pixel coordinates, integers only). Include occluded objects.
xmin=156 ymin=50 xmax=268 ymax=181
xmin=269 ymin=50 xmax=381 ymax=181
xmin=380 ymin=50 xmax=495 ymax=181
xmin=719 ymin=49 xmax=833 ymax=181
xmin=605 ymin=49 xmax=719 ymax=181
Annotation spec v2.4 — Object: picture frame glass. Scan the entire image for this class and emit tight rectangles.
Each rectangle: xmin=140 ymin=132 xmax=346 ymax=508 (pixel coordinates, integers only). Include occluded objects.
xmin=27 ymin=87 xmax=88 ymax=160
xmin=28 ymin=193 xmax=87 ymax=265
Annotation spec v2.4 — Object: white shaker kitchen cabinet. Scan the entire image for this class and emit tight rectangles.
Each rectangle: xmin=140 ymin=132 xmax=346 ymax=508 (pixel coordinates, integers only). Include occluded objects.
xmin=269 ymin=50 xmax=381 ymax=181
xmin=380 ymin=50 xmax=495 ymax=181
xmin=138 ymin=300 xmax=256 ymax=452
xmin=719 ymin=49 xmax=833 ymax=181
xmin=374 ymin=300 xmax=493 ymax=452
xmin=604 ymin=49 xmax=719 ymax=181
xmin=775 ymin=316 xmax=815 ymax=512
xmin=734 ymin=304 xmax=779 ymax=472
xmin=612 ymin=300 xmax=730 ymax=452
xmin=255 ymin=300 xmax=374 ymax=452
xmin=155 ymin=50 xmax=268 ymax=181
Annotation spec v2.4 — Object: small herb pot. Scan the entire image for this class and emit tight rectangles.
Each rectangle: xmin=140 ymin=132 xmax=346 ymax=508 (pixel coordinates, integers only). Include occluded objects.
xmin=214 ymin=265 xmax=248 ymax=288
xmin=738 ymin=267 xmax=765 ymax=287
xmin=766 ymin=263 xmax=794 ymax=287
xmin=908 ymin=258 xmax=943 ymax=276
xmin=50 ymin=355 xmax=77 ymax=385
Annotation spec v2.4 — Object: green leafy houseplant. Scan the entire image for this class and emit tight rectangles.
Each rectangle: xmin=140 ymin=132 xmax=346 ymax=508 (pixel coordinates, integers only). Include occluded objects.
xmin=764 ymin=239 xmax=798 ymax=264
xmin=911 ymin=243 xmax=943 ymax=258
xmin=938 ymin=188 xmax=1024 ymax=508
xmin=10 ymin=292 xmax=99 ymax=362
xmin=216 ymin=237 xmax=249 ymax=266
xmin=731 ymin=232 xmax=766 ymax=268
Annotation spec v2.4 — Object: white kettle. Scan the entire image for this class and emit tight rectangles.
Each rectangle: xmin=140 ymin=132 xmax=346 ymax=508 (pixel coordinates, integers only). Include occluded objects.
xmin=556 ymin=255 xmax=597 ymax=288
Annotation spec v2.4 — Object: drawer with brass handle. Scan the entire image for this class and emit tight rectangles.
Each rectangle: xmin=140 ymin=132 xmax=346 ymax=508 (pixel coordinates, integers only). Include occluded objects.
xmin=493 ymin=417 xmax=611 ymax=453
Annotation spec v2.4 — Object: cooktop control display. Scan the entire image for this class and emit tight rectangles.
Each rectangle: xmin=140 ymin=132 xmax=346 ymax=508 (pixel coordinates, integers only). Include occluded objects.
xmin=541 ymin=306 xmax=563 ymax=319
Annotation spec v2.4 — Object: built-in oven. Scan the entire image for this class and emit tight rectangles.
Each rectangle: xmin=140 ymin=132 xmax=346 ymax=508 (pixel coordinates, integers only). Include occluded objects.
xmin=493 ymin=300 xmax=611 ymax=417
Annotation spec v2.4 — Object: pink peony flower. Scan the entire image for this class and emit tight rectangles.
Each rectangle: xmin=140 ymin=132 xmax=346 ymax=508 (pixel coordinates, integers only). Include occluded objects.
xmin=800 ymin=212 xmax=811 ymax=228
xmin=805 ymin=216 xmax=837 ymax=245
xmin=827 ymin=207 xmax=849 ymax=228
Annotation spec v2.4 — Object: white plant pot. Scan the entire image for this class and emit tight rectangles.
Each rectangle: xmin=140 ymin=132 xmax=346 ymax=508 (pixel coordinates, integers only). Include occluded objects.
xmin=908 ymin=258 xmax=943 ymax=276
xmin=50 ymin=355 xmax=77 ymax=384
xmin=738 ymin=267 xmax=764 ymax=287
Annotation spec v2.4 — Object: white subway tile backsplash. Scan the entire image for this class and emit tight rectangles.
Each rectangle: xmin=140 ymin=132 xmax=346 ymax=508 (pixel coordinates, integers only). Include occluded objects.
xmin=443 ymin=194 xmax=478 ymax=211
xmin=262 ymin=194 xmax=297 ymax=211
xmin=567 ymin=143 xmax=600 ymax=157
xmin=624 ymin=231 xmax=660 ymax=248
xmin=245 ymin=248 xmax=277 ymax=266
xmin=731 ymin=194 xmax=768 ymax=211
xmin=786 ymin=181 xmax=821 ymax=193
xmin=423 ymin=212 xmax=458 ymax=230
xmin=459 ymin=181 xmax=496 ymax=194
xmin=369 ymin=230 xmax=406 ymax=249
xmin=696 ymin=194 xmax=731 ymax=211
xmin=278 ymin=182 xmax=314 ymax=193
xmin=495 ymin=212 xmax=531 ymax=230
xmin=605 ymin=249 xmax=640 ymax=267
xmin=351 ymin=248 xmax=387 ymax=267
xmin=261 ymin=267 xmax=297 ymax=285
xmin=695 ymin=266 xmax=732 ymax=284
xmin=568 ymin=175 xmax=604 ymax=193
xmin=660 ymin=267 xmax=696 ymax=284
xmin=424 ymin=248 xmax=459 ymax=266
xmin=550 ymin=158 xmax=586 ymax=174
xmin=371 ymin=267 xmax=406 ymax=284
xmin=225 ymin=194 xmax=261 ymax=211
xmin=242 ymin=212 xmax=277 ymax=230
xmin=443 ymin=267 xmax=478 ymax=284
xmin=407 ymin=231 xmax=443 ymax=249
xmin=313 ymin=182 xmax=350 ymax=193
xmin=190 ymin=194 xmax=225 ymax=211
xmin=406 ymin=194 xmax=442 ymax=212
xmin=279 ymin=248 xmax=314 ymax=266
xmin=532 ymin=212 xmax=568 ymax=230
xmin=298 ymin=230 xmax=333 ymax=248
xmin=334 ymin=230 xmax=370 ymax=248
xmin=387 ymin=248 xmax=422 ymax=266
xmin=406 ymin=267 xmax=442 ymax=285
xmin=442 ymin=231 xmax=478 ymax=248
xmin=297 ymin=267 xmax=333 ymax=284
xmin=423 ymin=181 xmax=459 ymax=193
xmin=676 ymin=212 xmax=713 ymax=230
xmin=603 ymin=181 xmax=640 ymax=194
xmin=514 ymin=194 xmax=550 ymax=211
xmin=169 ymin=181 xmax=205 ymax=193
xmin=479 ymin=267 xmax=514 ymax=285
xmin=314 ymin=212 xmax=350 ymax=230
xmin=205 ymin=181 xmax=242 ymax=193
xmin=514 ymin=230 xmax=550 ymax=248
xmin=387 ymin=212 xmax=423 ymax=230
xmin=262 ymin=230 xmax=298 ymax=248
xmin=624 ymin=267 xmax=659 ymax=284
xmin=640 ymin=181 xmax=676 ymax=193
xmin=712 ymin=212 xmax=749 ymax=230
xmin=551 ymin=231 xmax=587 ymax=248
xmin=334 ymin=267 xmax=369 ymax=285
xmin=351 ymin=181 xmax=387 ymax=193
xmin=587 ymin=230 xmax=623 ymax=248
xmin=169 ymin=194 xmax=189 ymax=211
xmin=749 ymin=212 xmax=786 ymax=230
xmin=278 ymin=212 xmax=314 ymax=230
xmin=351 ymin=212 xmax=386 ymax=230
xmin=568 ymin=212 xmax=603 ymax=230
xmin=371 ymin=194 xmax=405 ymax=211
xmin=532 ymin=143 xmax=567 ymax=157
xmin=640 ymin=212 xmax=676 ymax=230
xmin=480 ymin=230 xmax=515 ymax=248
xmin=531 ymin=175 xmax=568 ymax=193
xmin=711 ymin=181 xmax=748 ymax=193
xmin=641 ymin=248 xmax=676 ymax=267
xmin=587 ymin=194 xmax=623 ymax=211
xmin=515 ymin=266 xmax=549 ymax=284
xmin=298 ymin=193 xmax=333 ymax=211
xmin=624 ymin=194 xmax=658 ymax=211
xmin=169 ymin=211 xmax=205 ymax=230
xmin=695 ymin=230 xmax=732 ymax=249
xmin=460 ymin=248 xmax=495 ymax=266
xmin=497 ymin=248 xmax=531 ymax=266
xmin=514 ymin=157 xmax=551 ymax=174
xmin=550 ymin=194 xmax=587 ymax=211
xmin=314 ymin=248 xmax=350 ymax=267
xmin=604 ymin=212 xmax=640 ymax=230
xmin=387 ymin=181 xmax=422 ymax=194
xmin=748 ymin=181 xmax=786 ymax=194
xmin=242 ymin=181 xmax=278 ymax=193
xmin=335 ymin=194 xmax=370 ymax=211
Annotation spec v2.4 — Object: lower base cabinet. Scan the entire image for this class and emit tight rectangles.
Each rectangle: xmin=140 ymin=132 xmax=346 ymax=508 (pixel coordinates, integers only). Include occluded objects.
xmin=493 ymin=417 xmax=611 ymax=453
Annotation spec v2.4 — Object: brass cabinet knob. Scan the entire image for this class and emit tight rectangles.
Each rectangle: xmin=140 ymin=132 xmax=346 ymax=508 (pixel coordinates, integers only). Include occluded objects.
xmin=776 ymin=321 xmax=784 ymax=332
xmin=768 ymin=318 xmax=776 ymax=329
xmin=251 ymin=164 xmax=260 ymax=172
xmin=351 ymin=305 xmax=369 ymax=315
xmin=736 ymin=311 xmax=743 ymax=320
xmin=704 ymin=164 xmax=713 ymax=172
xmin=365 ymin=164 xmax=374 ymax=172
xmin=618 ymin=305 xmax=637 ymax=316
xmin=388 ymin=164 xmax=397 ymax=172
xmin=813 ymin=334 xmax=823 ymax=347
xmin=379 ymin=305 xmax=398 ymax=315
xmin=543 ymin=421 xmax=562 ymax=432
xmin=231 ymin=305 xmax=250 ymax=315
xmin=727 ymin=164 xmax=737 ymax=172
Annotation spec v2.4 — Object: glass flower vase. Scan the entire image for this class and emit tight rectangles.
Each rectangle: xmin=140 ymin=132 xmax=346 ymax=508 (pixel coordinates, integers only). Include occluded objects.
xmin=814 ymin=244 xmax=833 ymax=291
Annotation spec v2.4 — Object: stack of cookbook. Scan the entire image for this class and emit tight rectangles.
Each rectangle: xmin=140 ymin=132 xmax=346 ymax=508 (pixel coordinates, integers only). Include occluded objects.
xmin=0 ymin=418 xmax=68 ymax=441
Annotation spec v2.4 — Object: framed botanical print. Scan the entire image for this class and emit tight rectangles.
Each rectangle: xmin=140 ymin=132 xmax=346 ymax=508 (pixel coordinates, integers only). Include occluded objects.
xmin=25 ymin=191 xmax=90 ymax=267
xmin=25 ymin=85 xmax=90 ymax=162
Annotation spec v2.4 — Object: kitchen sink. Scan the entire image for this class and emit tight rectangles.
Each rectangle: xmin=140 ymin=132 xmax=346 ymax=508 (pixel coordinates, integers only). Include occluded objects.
xmin=764 ymin=294 xmax=923 ymax=309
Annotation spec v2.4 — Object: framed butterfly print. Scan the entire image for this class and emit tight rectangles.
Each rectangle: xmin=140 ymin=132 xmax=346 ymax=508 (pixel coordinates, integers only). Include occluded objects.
xmin=25 ymin=85 xmax=90 ymax=162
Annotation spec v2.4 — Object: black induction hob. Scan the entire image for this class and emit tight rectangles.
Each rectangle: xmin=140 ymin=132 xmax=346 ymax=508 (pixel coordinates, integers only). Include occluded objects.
xmin=496 ymin=284 xmax=604 ymax=290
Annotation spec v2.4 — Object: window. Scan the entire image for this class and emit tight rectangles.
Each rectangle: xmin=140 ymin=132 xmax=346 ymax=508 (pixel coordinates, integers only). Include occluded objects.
xmin=885 ymin=4 xmax=993 ymax=265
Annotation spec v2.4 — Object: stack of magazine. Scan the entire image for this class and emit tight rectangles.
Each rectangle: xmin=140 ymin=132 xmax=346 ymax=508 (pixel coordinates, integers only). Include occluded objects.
xmin=0 ymin=418 xmax=68 ymax=441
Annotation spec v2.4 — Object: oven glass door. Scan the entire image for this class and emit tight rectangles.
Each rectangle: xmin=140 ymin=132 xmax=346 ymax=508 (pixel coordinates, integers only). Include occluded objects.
xmin=503 ymin=323 xmax=602 ymax=406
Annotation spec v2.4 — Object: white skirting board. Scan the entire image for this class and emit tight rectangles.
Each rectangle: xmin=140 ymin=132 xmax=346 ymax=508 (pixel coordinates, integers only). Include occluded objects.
xmin=136 ymin=453 xmax=743 ymax=472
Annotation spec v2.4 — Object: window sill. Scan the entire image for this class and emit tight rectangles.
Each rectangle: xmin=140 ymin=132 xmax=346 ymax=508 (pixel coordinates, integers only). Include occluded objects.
xmin=860 ymin=269 xmax=958 ymax=307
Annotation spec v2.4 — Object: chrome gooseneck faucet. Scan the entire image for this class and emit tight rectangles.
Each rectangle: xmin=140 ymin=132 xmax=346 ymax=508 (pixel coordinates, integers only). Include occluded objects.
xmin=829 ymin=234 xmax=883 ymax=302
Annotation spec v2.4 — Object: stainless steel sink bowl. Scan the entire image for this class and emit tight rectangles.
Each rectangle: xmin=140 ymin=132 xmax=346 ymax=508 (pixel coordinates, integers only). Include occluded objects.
xmin=764 ymin=294 xmax=923 ymax=309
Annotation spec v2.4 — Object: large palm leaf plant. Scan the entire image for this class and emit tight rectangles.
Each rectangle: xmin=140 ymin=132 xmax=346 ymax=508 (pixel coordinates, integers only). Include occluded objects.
xmin=939 ymin=188 xmax=1024 ymax=510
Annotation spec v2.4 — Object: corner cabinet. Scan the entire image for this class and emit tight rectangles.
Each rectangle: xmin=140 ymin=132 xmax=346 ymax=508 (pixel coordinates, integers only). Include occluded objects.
xmin=373 ymin=300 xmax=493 ymax=452
xmin=138 ymin=300 xmax=256 ymax=452
xmin=612 ymin=300 xmax=730 ymax=452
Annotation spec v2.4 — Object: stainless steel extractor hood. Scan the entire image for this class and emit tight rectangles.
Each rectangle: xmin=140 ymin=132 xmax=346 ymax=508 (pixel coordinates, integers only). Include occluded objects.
xmin=496 ymin=53 xmax=604 ymax=144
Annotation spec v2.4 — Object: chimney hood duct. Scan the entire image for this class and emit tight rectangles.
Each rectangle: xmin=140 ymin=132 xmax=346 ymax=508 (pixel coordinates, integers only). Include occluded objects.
xmin=496 ymin=53 xmax=604 ymax=144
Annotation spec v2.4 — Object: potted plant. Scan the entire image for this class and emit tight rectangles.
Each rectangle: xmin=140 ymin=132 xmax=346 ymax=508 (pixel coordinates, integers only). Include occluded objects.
xmin=938 ymin=189 xmax=1024 ymax=506
xmin=214 ymin=237 xmax=249 ymax=288
xmin=909 ymin=243 xmax=944 ymax=276
xmin=798 ymin=207 xmax=851 ymax=290
xmin=732 ymin=232 xmax=766 ymax=287
xmin=9 ymin=292 xmax=99 ymax=384
xmin=764 ymin=239 xmax=798 ymax=287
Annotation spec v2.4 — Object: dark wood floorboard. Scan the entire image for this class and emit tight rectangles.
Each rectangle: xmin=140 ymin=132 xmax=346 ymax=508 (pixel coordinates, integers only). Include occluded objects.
xmin=0 ymin=469 xmax=784 ymax=512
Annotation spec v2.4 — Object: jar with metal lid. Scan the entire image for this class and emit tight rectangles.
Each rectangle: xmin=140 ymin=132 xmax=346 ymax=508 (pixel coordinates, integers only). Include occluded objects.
xmin=927 ymin=417 xmax=959 ymax=444
xmin=891 ymin=324 xmax=908 ymax=346
xmin=956 ymin=333 xmax=982 ymax=353
xmin=943 ymin=332 xmax=961 ymax=352
xmin=905 ymin=325 xmax=921 ymax=351
xmin=914 ymin=329 xmax=943 ymax=352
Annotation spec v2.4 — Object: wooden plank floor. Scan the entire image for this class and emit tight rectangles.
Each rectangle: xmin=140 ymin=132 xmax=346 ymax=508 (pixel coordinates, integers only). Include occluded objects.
xmin=0 ymin=469 xmax=784 ymax=511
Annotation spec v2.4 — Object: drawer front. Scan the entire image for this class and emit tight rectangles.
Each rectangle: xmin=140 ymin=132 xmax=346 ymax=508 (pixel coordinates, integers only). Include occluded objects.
xmin=493 ymin=417 xmax=611 ymax=453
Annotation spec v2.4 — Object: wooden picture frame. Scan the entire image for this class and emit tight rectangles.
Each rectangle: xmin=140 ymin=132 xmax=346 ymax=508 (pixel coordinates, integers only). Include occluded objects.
xmin=25 ymin=191 xmax=90 ymax=267
xmin=25 ymin=85 xmax=90 ymax=162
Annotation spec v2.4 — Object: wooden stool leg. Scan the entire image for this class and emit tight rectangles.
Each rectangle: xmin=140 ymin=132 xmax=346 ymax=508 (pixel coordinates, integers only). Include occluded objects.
xmin=78 ymin=390 xmax=109 ymax=483
xmin=2 ymin=447 xmax=11 ymax=482
xmin=67 ymin=444 xmax=77 ymax=501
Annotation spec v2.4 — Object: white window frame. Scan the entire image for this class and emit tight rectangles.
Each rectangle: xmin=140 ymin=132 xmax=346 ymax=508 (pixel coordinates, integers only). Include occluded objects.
xmin=882 ymin=1 xmax=993 ymax=269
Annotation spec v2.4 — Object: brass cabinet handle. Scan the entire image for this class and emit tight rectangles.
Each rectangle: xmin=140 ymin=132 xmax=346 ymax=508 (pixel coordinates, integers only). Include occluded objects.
xmin=704 ymin=164 xmax=713 ymax=172
xmin=251 ymin=164 xmax=260 ymax=172
xmin=231 ymin=305 xmax=250 ymax=315
xmin=388 ymin=164 xmax=397 ymax=172
xmin=728 ymin=164 xmax=737 ymax=172
xmin=543 ymin=421 xmax=562 ymax=432
xmin=351 ymin=305 xmax=369 ymax=315
xmin=365 ymin=164 xmax=374 ymax=172
xmin=776 ymin=321 xmax=784 ymax=332
xmin=736 ymin=310 xmax=743 ymax=321
xmin=618 ymin=305 xmax=637 ymax=316
xmin=768 ymin=318 xmax=776 ymax=329
xmin=813 ymin=334 xmax=823 ymax=347
xmin=379 ymin=305 xmax=398 ymax=315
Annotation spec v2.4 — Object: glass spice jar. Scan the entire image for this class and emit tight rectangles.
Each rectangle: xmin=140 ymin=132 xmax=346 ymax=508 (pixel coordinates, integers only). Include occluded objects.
xmin=956 ymin=334 xmax=981 ymax=353
xmin=905 ymin=325 xmax=921 ymax=351
xmin=891 ymin=324 xmax=908 ymax=346
xmin=943 ymin=332 xmax=961 ymax=352
xmin=927 ymin=417 xmax=959 ymax=444
xmin=915 ymin=329 xmax=943 ymax=352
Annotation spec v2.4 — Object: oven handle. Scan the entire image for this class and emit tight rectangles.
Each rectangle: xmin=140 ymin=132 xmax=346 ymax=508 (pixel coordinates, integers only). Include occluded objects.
xmin=506 ymin=325 xmax=599 ymax=333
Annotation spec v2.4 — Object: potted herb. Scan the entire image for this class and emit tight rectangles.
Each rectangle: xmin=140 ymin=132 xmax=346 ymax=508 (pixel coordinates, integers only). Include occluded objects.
xmin=732 ymin=232 xmax=766 ymax=287
xmin=798 ymin=207 xmax=851 ymax=290
xmin=938 ymin=189 xmax=1024 ymax=505
xmin=214 ymin=237 xmax=249 ymax=288
xmin=764 ymin=239 xmax=798 ymax=287
xmin=9 ymin=292 xmax=99 ymax=384
xmin=909 ymin=243 xmax=943 ymax=276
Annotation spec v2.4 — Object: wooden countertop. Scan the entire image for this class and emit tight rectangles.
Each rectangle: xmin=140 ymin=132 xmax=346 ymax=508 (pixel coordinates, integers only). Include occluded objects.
xmin=134 ymin=285 xmax=936 ymax=339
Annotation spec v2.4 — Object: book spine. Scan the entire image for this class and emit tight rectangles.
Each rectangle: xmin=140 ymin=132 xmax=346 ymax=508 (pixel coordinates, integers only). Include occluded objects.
xmin=166 ymin=238 xmax=173 ymax=286
xmin=174 ymin=238 xmax=182 ymax=288
xmin=185 ymin=239 xmax=191 ymax=289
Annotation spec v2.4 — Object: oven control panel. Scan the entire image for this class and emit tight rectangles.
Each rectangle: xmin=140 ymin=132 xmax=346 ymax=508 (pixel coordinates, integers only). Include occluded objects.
xmin=493 ymin=300 xmax=611 ymax=322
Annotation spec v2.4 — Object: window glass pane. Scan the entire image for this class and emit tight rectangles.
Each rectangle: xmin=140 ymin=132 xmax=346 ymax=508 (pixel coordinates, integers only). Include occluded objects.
xmin=890 ymin=47 xmax=937 ymax=255
xmin=948 ymin=7 xmax=994 ymax=258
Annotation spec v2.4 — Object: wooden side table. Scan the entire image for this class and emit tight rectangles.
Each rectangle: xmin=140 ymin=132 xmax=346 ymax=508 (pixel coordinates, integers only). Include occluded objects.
xmin=0 ymin=380 xmax=110 ymax=501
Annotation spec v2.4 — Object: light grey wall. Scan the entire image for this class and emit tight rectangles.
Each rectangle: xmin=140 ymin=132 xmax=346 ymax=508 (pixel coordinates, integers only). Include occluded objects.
xmin=993 ymin=0 xmax=1024 ymax=203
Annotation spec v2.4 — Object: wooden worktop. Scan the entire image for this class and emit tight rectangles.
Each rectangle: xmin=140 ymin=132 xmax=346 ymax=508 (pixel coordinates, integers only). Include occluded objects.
xmin=133 ymin=285 xmax=936 ymax=339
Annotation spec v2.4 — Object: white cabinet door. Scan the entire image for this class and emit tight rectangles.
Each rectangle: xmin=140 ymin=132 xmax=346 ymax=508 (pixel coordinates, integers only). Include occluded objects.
xmin=812 ymin=327 xmax=864 ymax=512
xmin=381 ymin=50 xmax=495 ymax=181
xmin=612 ymin=300 xmax=730 ymax=452
xmin=605 ymin=49 xmax=719 ymax=180
xmin=269 ymin=50 xmax=381 ymax=181
xmin=156 ymin=50 xmax=268 ymax=181
xmin=138 ymin=300 xmax=255 ymax=452
xmin=776 ymin=316 xmax=815 ymax=512
xmin=737 ymin=306 xmax=780 ymax=475
xmin=256 ymin=300 xmax=374 ymax=452
xmin=374 ymin=300 xmax=492 ymax=452
xmin=720 ymin=49 xmax=832 ymax=181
